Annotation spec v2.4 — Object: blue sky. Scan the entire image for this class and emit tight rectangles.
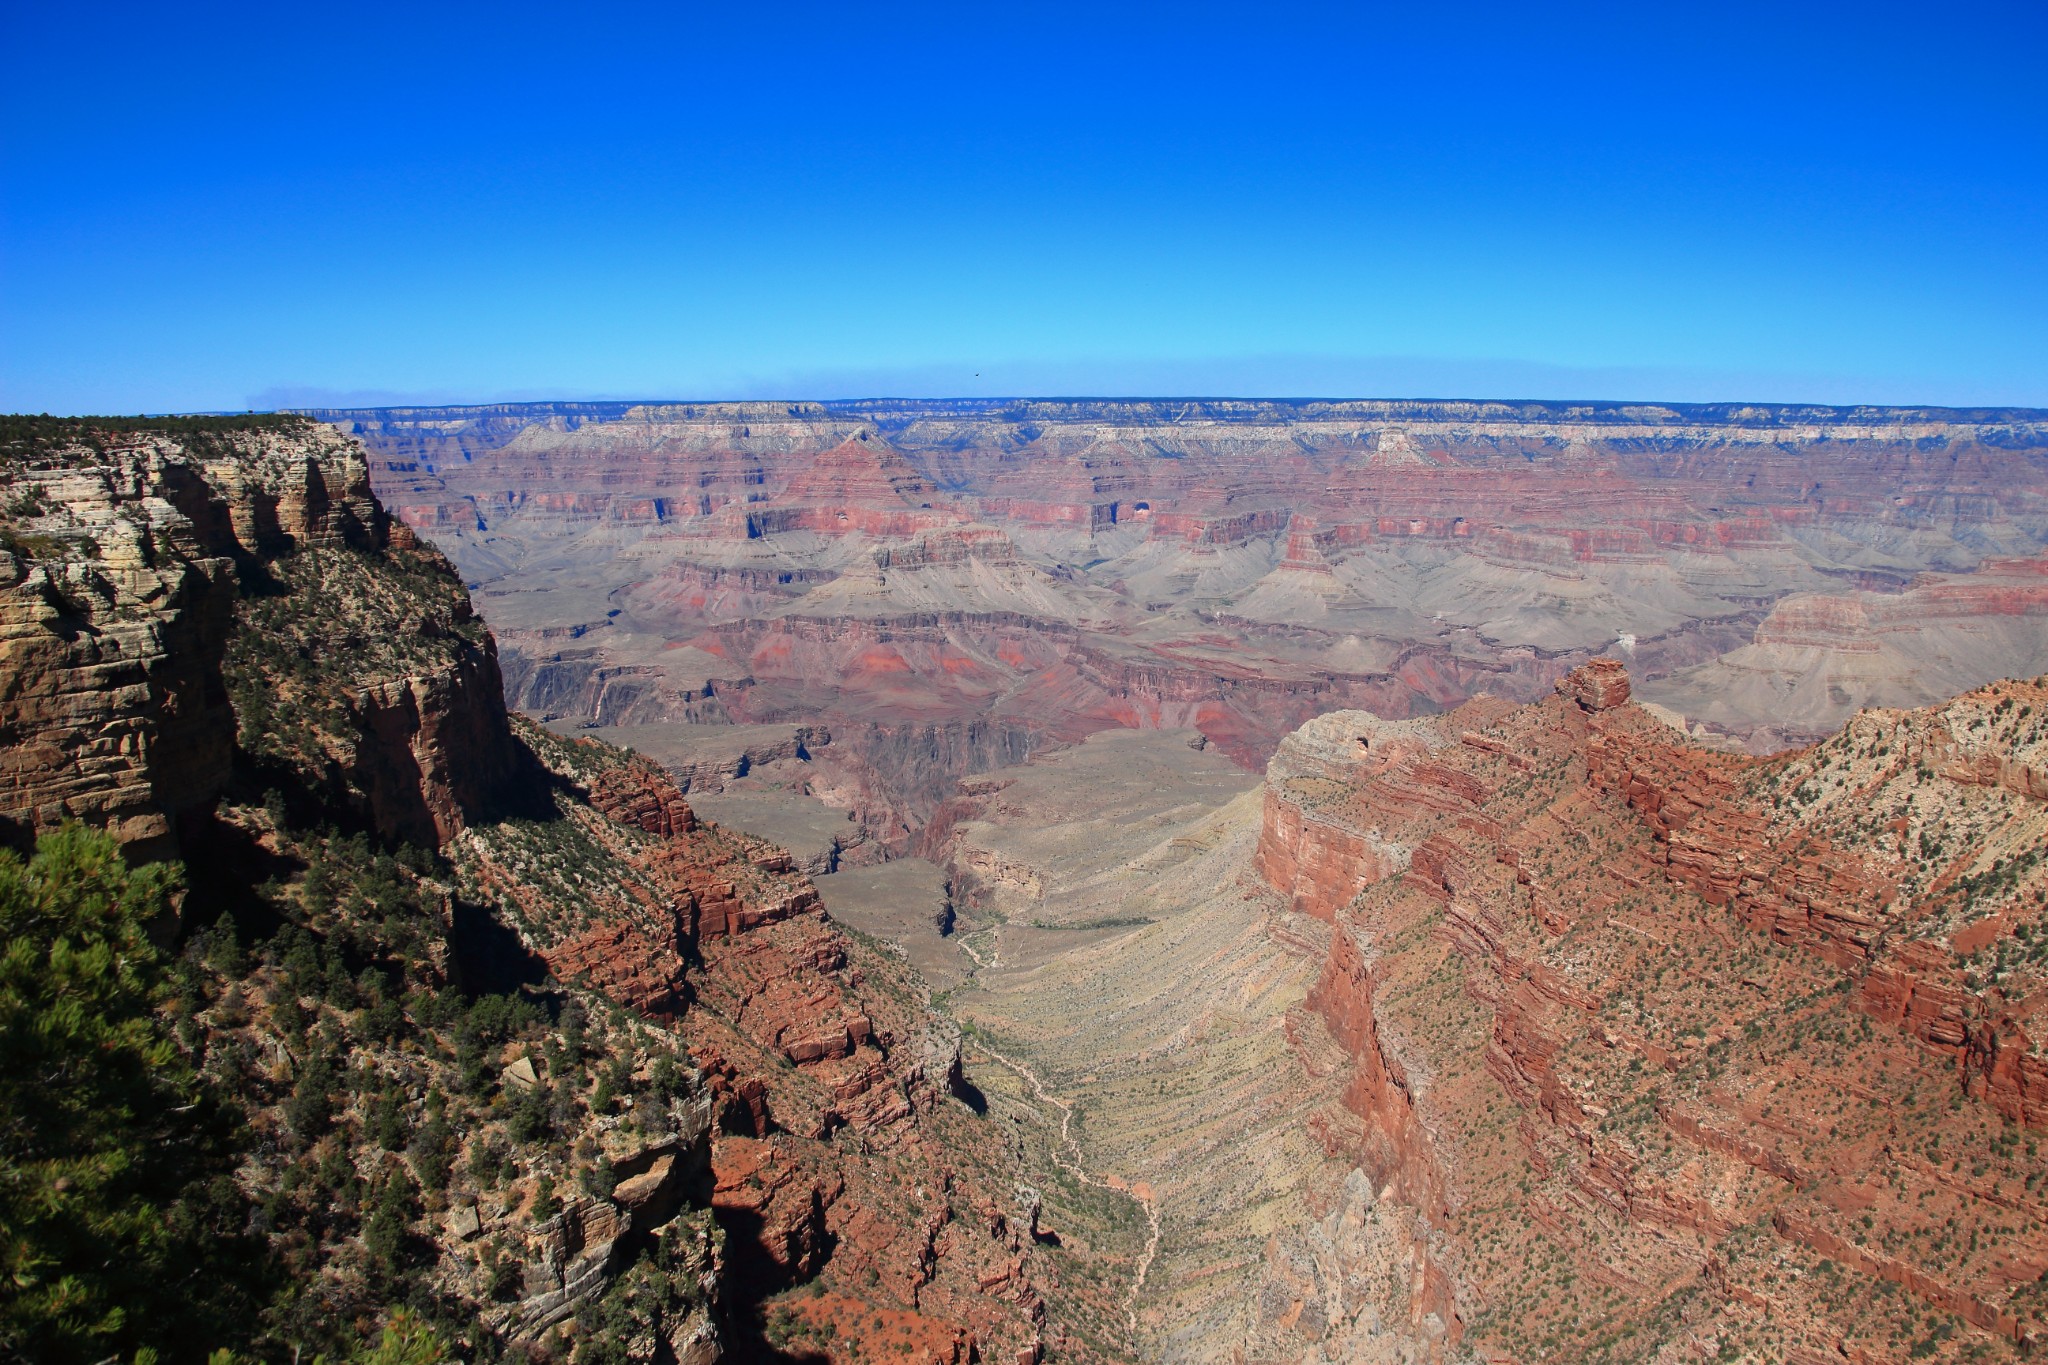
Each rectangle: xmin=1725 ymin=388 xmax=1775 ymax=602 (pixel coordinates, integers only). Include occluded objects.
xmin=3 ymin=1 xmax=2044 ymax=413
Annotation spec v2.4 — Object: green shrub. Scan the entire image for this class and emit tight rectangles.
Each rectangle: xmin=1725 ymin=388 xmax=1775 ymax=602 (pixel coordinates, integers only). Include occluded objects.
xmin=407 ymin=1112 xmax=457 ymax=1193
xmin=369 ymin=1090 xmax=411 ymax=1152
xmin=0 ymin=824 xmax=261 ymax=1362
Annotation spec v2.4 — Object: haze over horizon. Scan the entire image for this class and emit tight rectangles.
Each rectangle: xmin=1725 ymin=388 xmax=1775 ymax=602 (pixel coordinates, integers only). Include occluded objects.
xmin=254 ymin=360 xmax=2048 ymax=418
xmin=4 ymin=0 xmax=2045 ymax=413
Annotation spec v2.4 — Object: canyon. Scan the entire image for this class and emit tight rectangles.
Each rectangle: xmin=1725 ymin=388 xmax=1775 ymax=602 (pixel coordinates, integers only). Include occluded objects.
xmin=330 ymin=398 xmax=2048 ymax=1363
xmin=0 ymin=418 xmax=1119 ymax=1363
xmin=6 ymin=408 xmax=2048 ymax=1363
xmin=882 ymin=658 xmax=2048 ymax=1362
xmin=326 ymin=398 xmax=2048 ymax=841
xmin=334 ymin=398 xmax=2048 ymax=1363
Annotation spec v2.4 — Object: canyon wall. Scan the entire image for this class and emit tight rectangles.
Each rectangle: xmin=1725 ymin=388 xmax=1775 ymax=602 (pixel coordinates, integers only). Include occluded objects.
xmin=1252 ymin=658 xmax=2048 ymax=1362
xmin=313 ymin=399 xmax=2048 ymax=839
xmin=0 ymin=420 xmax=517 ymax=856
xmin=1 ymin=419 xmax=1142 ymax=1363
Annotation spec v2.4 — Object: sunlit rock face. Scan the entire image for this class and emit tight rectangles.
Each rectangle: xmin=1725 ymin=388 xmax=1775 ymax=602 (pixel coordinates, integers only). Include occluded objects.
xmin=0 ymin=421 xmax=517 ymax=856
xmin=1247 ymin=659 xmax=2048 ymax=1361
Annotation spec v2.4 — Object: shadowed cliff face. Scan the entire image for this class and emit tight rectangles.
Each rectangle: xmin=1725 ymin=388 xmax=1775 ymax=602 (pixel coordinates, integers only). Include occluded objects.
xmin=0 ymin=419 xmax=518 ymax=857
xmin=1252 ymin=659 xmax=2048 ymax=1362
xmin=318 ymin=399 xmax=2048 ymax=845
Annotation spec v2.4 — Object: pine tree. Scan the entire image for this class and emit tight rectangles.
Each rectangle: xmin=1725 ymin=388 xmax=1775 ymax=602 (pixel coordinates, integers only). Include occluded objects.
xmin=0 ymin=824 xmax=261 ymax=1362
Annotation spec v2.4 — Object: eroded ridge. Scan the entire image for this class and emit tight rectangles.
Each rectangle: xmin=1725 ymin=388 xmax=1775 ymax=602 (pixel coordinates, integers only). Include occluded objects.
xmin=1253 ymin=657 xmax=2048 ymax=1362
xmin=0 ymin=418 xmax=1142 ymax=1364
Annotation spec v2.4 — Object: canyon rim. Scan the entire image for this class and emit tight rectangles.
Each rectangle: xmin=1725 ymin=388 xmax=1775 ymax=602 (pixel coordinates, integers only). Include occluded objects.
xmin=4 ymin=404 xmax=2046 ymax=1363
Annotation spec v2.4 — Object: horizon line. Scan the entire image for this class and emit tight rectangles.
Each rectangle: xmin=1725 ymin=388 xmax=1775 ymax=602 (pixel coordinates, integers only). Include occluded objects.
xmin=243 ymin=394 xmax=2048 ymax=421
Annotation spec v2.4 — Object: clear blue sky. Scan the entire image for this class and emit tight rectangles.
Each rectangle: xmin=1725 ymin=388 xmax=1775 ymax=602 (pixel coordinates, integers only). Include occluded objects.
xmin=3 ymin=1 xmax=2044 ymax=413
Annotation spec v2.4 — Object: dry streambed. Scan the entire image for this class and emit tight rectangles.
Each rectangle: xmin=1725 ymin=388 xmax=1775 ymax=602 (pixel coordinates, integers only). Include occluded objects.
xmin=934 ymin=731 xmax=1369 ymax=1357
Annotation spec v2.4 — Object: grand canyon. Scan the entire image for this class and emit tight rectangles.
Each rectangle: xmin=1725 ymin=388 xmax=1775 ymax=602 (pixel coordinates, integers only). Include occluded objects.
xmin=5 ymin=405 xmax=2048 ymax=1364
xmin=333 ymin=398 xmax=2048 ymax=836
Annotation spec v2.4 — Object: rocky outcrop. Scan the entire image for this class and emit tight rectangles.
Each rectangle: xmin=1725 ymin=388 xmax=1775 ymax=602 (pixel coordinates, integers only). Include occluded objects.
xmin=346 ymin=637 xmax=519 ymax=845
xmin=1558 ymin=654 xmax=1631 ymax=711
xmin=1253 ymin=710 xmax=1470 ymax=920
xmin=0 ymin=501 xmax=236 ymax=855
xmin=1253 ymin=661 xmax=2048 ymax=1361
xmin=0 ymin=421 xmax=512 ymax=856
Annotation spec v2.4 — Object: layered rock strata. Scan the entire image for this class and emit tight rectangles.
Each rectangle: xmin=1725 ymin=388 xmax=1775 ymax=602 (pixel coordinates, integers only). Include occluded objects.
xmin=0 ymin=421 xmax=517 ymax=855
xmin=317 ymin=398 xmax=2048 ymax=842
xmin=2 ymin=419 xmax=1123 ymax=1362
xmin=1253 ymin=660 xmax=2048 ymax=1361
xmin=459 ymin=725 xmax=1089 ymax=1358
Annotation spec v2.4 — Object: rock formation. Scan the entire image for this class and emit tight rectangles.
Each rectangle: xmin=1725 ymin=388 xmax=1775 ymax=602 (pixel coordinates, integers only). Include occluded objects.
xmin=0 ymin=419 xmax=517 ymax=856
xmin=0 ymin=418 xmax=1115 ymax=1363
xmin=1251 ymin=658 xmax=2048 ymax=1361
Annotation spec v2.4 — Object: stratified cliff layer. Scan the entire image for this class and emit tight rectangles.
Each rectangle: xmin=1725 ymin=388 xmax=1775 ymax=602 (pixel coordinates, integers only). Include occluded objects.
xmin=316 ymin=399 xmax=2048 ymax=842
xmin=1253 ymin=658 xmax=2048 ymax=1362
xmin=0 ymin=417 xmax=1120 ymax=1364
xmin=0 ymin=416 xmax=515 ymax=855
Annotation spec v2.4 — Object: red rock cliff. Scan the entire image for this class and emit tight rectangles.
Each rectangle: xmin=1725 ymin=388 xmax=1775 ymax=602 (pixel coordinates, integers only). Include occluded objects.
xmin=1254 ymin=662 xmax=2048 ymax=1362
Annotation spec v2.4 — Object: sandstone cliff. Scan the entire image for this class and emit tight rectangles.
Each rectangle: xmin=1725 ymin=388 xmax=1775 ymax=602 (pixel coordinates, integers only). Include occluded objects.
xmin=0 ymin=417 xmax=517 ymax=856
xmin=1253 ymin=659 xmax=2048 ymax=1362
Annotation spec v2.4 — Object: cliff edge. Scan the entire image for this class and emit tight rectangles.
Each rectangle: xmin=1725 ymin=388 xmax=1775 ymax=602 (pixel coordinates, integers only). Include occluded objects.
xmin=0 ymin=417 xmax=1099 ymax=1365
xmin=0 ymin=416 xmax=517 ymax=857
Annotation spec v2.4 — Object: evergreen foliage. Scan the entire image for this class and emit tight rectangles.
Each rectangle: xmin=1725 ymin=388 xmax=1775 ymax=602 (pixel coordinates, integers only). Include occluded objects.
xmin=0 ymin=413 xmax=310 ymax=464
xmin=0 ymin=824 xmax=261 ymax=1363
